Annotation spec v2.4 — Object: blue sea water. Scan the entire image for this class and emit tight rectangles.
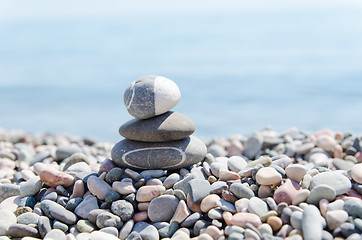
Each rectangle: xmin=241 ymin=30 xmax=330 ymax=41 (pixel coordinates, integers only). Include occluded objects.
xmin=0 ymin=9 xmax=362 ymax=142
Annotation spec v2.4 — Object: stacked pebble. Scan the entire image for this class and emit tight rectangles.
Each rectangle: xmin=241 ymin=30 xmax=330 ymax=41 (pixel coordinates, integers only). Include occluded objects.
xmin=111 ymin=76 xmax=207 ymax=170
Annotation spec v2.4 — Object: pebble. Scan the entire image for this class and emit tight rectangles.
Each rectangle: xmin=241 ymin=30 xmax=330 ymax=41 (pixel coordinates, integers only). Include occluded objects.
xmin=310 ymin=171 xmax=351 ymax=195
xmin=40 ymin=199 xmax=77 ymax=225
xmin=200 ymin=194 xmax=221 ymax=212
xmin=302 ymin=205 xmax=323 ymax=240
xmin=285 ymin=164 xmax=306 ymax=183
xmin=343 ymin=198 xmax=362 ymax=218
xmin=77 ymin=219 xmax=96 ymax=233
xmin=136 ymin=185 xmax=166 ymax=202
xmin=243 ymin=135 xmax=263 ymax=159
xmin=292 ymin=189 xmax=310 ymax=205
xmin=248 ymin=197 xmax=269 ymax=217
xmin=227 ymin=156 xmax=247 ymax=173
xmin=133 ymin=221 xmax=159 ymax=240
xmin=170 ymin=200 xmax=191 ymax=223
xmin=124 ymin=76 xmax=181 ymax=119
xmin=307 ymin=184 xmax=336 ymax=205
xmin=90 ymin=230 xmax=120 ymax=240
xmin=181 ymin=212 xmax=203 ymax=228
xmin=119 ymin=220 xmax=134 ymax=240
xmin=188 ymin=178 xmax=211 ymax=203
xmin=17 ymin=212 xmax=39 ymax=225
xmin=38 ymin=216 xmax=52 ymax=238
xmin=0 ymin=210 xmax=17 ymax=235
xmin=350 ymin=163 xmax=362 ymax=184
xmin=111 ymin=200 xmax=134 ymax=221
xmin=112 ymin=136 xmax=207 ymax=170
xmin=0 ymin=183 xmax=20 ymax=199
xmin=230 ymin=182 xmax=255 ymax=199
xmin=55 ymin=145 xmax=82 ymax=161
xmin=231 ymin=212 xmax=262 ymax=228
xmin=66 ymin=161 xmax=92 ymax=173
xmin=267 ymin=216 xmax=283 ymax=232
xmin=326 ymin=210 xmax=349 ymax=230
xmin=273 ymin=179 xmax=301 ymax=205
xmin=100 ymin=226 xmax=118 ymax=236
xmin=7 ymin=223 xmax=39 ymax=238
xmin=74 ymin=195 xmax=99 ymax=219
xmin=255 ymin=167 xmax=282 ymax=185
xmin=148 ymin=195 xmax=179 ymax=222
xmin=39 ymin=168 xmax=75 ymax=187
xmin=112 ymin=180 xmax=136 ymax=196
xmin=96 ymin=211 xmax=122 ymax=229
xmin=19 ymin=176 xmax=43 ymax=197
xmin=87 ymin=175 xmax=113 ymax=200
xmin=119 ymin=111 xmax=195 ymax=142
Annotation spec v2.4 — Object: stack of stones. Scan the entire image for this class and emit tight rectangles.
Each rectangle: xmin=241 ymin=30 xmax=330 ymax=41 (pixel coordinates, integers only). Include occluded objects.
xmin=111 ymin=76 xmax=207 ymax=170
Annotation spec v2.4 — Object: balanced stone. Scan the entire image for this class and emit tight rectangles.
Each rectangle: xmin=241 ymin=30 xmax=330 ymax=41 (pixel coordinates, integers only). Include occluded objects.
xmin=124 ymin=76 xmax=181 ymax=119
xmin=111 ymin=136 xmax=206 ymax=170
xmin=119 ymin=111 xmax=195 ymax=142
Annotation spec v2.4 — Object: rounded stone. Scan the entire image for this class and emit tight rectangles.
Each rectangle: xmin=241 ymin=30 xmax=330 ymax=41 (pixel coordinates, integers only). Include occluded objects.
xmin=302 ymin=205 xmax=323 ymax=240
xmin=133 ymin=221 xmax=159 ymax=240
xmin=255 ymin=167 xmax=282 ymax=185
xmin=273 ymin=179 xmax=301 ymax=205
xmin=87 ymin=175 xmax=113 ymax=200
xmin=105 ymin=167 xmax=123 ymax=184
xmin=96 ymin=212 xmax=122 ymax=229
xmin=326 ymin=210 xmax=349 ymax=230
xmin=230 ymin=182 xmax=255 ymax=199
xmin=124 ymin=76 xmax=181 ymax=119
xmin=77 ymin=219 xmax=96 ymax=233
xmin=0 ymin=184 xmax=20 ymax=199
xmin=7 ymin=223 xmax=39 ymax=238
xmin=248 ymin=197 xmax=269 ymax=217
xmin=148 ymin=195 xmax=179 ymax=222
xmin=285 ymin=164 xmax=307 ymax=183
xmin=111 ymin=200 xmax=134 ymax=221
xmin=310 ymin=171 xmax=351 ymax=195
xmin=17 ymin=212 xmax=39 ymax=225
xmin=74 ymin=195 xmax=99 ymax=219
xmin=111 ymin=136 xmax=207 ymax=170
xmin=136 ymin=185 xmax=166 ymax=202
xmin=307 ymin=184 xmax=336 ymax=205
xmin=351 ymin=163 xmax=362 ymax=184
xmin=119 ymin=111 xmax=195 ymax=142
xmin=0 ymin=210 xmax=17 ymax=235
xmin=44 ymin=229 xmax=66 ymax=240
xmin=200 ymin=194 xmax=221 ymax=213
xmin=39 ymin=168 xmax=75 ymax=187
xmin=113 ymin=180 xmax=136 ymax=195
xmin=40 ymin=199 xmax=77 ymax=225
xmin=231 ymin=212 xmax=262 ymax=228
xmin=19 ymin=176 xmax=43 ymax=197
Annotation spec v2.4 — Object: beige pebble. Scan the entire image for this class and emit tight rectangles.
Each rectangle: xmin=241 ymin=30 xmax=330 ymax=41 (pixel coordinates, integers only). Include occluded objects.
xmin=319 ymin=199 xmax=329 ymax=218
xmin=223 ymin=211 xmax=233 ymax=226
xmin=285 ymin=164 xmax=306 ymax=183
xmin=231 ymin=212 xmax=261 ymax=228
xmin=255 ymin=167 xmax=282 ymax=185
xmin=138 ymin=202 xmax=149 ymax=212
xmin=350 ymin=163 xmax=362 ymax=184
xmin=39 ymin=168 xmax=75 ymax=187
xmin=136 ymin=185 xmax=165 ymax=202
xmin=267 ymin=216 xmax=283 ymax=232
xmin=0 ymin=196 xmax=22 ymax=212
xmin=204 ymin=225 xmax=223 ymax=240
xmin=20 ymin=169 xmax=36 ymax=181
xmin=133 ymin=211 xmax=148 ymax=222
xmin=197 ymin=233 xmax=213 ymax=240
xmin=112 ymin=180 xmax=136 ymax=195
xmin=260 ymin=210 xmax=278 ymax=222
xmin=333 ymin=145 xmax=344 ymax=159
xmin=292 ymin=189 xmax=310 ymax=205
xmin=326 ymin=210 xmax=349 ymax=230
xmin=171 ymin=200 xmax=191 ymax=224
xmin=200 ymin=194 xmax=220 ymax=213
xmin=315 ymin=134 xmax=337 ymax=151
xmin=187 ymin=194 xmax=202 ymax=213
xmin=171 ymin=228 xmax=190 ymax=240
xmin=70 ymin=180 xmax=85 ymax=199
xmin=218 ymin=169 xmax=240 ymax=181
xmin=235 ymin=198 xmax=249 ymax=212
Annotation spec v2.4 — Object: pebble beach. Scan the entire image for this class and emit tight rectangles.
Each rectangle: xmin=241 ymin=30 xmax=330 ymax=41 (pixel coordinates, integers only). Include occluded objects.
xmin=0 ymin=77 xmax=362 ymax=240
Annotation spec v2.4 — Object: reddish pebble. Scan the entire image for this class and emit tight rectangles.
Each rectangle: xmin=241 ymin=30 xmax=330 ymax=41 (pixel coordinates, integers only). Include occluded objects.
xmin=133 ymin=211 xmax=148 ymax=222
xmin=273 ymin=179 xmax=301 ymax=205
xmin=99 ymin=158 xmax=116 ymax=173
xmin=135 ymin=185 xmax=165 ymax=202
xmin=39 ymin=168 xmax=75 ymax=187
xmin=231 ymin=212 xmax=261 ymax=228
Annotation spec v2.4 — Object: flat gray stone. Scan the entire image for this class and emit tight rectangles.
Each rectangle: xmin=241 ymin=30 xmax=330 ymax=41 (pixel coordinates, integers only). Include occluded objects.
xmin=310 ymin=171 xmax=351 ymax=195
xmin=111 ymin=200 xmax=134 ymax=221
xmin=119 ymin=111 xmax=195 ymax=142
xmin=307 ymin=184 xmax=336 ymax=205
xmin=7 ymin=223 xmax=39 ymax=238
xmin=66 ymin=162 xmax=91 ymax=173
xmin=133 ymin=221 xmax=159 ymax=240
xmin=17 ymin=212 xmax=39 ymax=225
xmin=173 ymin=173 xmax=197 ymax=196
xmin=248 ymin=197 xmax=269 ymax=217
xmin=343 ymin=198 xmax=362 ymax=218
xmin=148 ymin=195 xmax=179 ymax=222
xmin=74 ymin=195 xmax=99 ymax=219
xmin=181 ymin=212 xmax=202 ymax=228
xmin=0 ymin=183 xmax=20 ymax=199
xmin=188 ymin=178 xmax=211 ymax=203
xmin=99 ymin=226 xmax=118 ymax=236
xmin=163 ymin=173 xmax=181 ymax=189
xmin=124 ymin=76 xmax=181 ymax=119
xmin=119 ymin=220 xmax=134 ymax=240
xmin=332 ymin=158 xmax=355 ymax=171
xmin=20 ymin=176 xmax=43 ymax=197
xmin=216 ymin=199 xmax=236 ymax=213
xmin=40 ymin=199 xmax=77 ymax=225
xmin=55 ymin=145 xmax=82 ymax=161
xmin=230 ymin=182 xmax=255 ymax=199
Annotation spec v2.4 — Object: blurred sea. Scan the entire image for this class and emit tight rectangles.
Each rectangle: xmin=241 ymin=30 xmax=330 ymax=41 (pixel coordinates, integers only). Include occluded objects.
xmin=0 ymin=9 xmax=362 ymax=142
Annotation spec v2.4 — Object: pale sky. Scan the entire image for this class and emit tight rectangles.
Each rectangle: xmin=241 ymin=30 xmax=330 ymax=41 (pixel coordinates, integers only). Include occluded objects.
xmin=1 ymin=0 xmax=362 ymax=20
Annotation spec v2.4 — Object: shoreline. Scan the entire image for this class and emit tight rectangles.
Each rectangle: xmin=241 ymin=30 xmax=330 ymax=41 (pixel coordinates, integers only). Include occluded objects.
xmin=0 ymin=127 xmax=361 ymax=239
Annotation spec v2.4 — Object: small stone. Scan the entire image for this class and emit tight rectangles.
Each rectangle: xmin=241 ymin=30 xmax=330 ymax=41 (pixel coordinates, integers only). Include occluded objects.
xmin=170 ymin=200 xmax=191 ymax=223
xmin=126 ymin=231 xmax=142 ymax=240
xmin=111 ymin=200 xmax=134 ymax=221
xmin=38 ymin=216 xmax=51 ymax=238
xmin=88 ymin=209 xmax=109 ymax=225
xmin=132 ymin=211 xmax=148 ymax=222
xmin=7 ymin=223 xmax=39 ymax=238
xmin=228 ymin=156 xmax=247 ymax=173
xmin=159 ymin=222 xmax=179 ymax=238
xmin=173 ymin=173 xmax=197 ymax=196
xmin=119 ymin=220 xmax=134 ymax=240
xmin=133 ymin=221 xmax=159 ymax=240
xmin=231 ymin=212 xmax=262 ymax=228
xmin=70 ymin=179 xmax=85 ymax=199
xmin=53 ymin=220 xmax=69 ymax=232
xmin=39 ymin=169 xmax=75 ymax=187
xmin=193 ymin=220 xmax=211 ymax=236
xmin=111 ymin=136 xmax=207 ymax=170
xmin=230 ymin=182 xmax=255 ymax=199
xmin=99 ymin=227 xmax=118 ymax=237
xmin=105 ymin=191 xmax=121 ymax=203
xmin=113 ymin=179 xmax=137 ymax=196
xmin=243 ymin=135 xmax=263 ymax=159
xmin=124 ymin=76 xmax=181 ymax=119
xmin=119 ymin=111 xmax=195 ymax=142
xmin=292 ymin=189 xmax=310 ymax=205
xmin=285 ymin=164 xmax=306 ymax=183
xmin=66 ymin=162 xmax=91 ymax=173
xmin=326 ymin=210 xmax=349 ymax=230
xmin=99 ymin=158 xmax=116 ymax=173
xmin=87 ymin=175 xmax=113 ymax=200
xmin=96 ymin=212 xmax=122 ymax=228
xmin=188 ymin=178 xmax=211 ymax=203
xmin=255 ymin=167 xmax=282 ymax=185
xmin=66 ymin=197 xmax=83 ymax=212
xmin=248 ymin=197 xmax=269 ymax=217
xmin=174 ymin=189 xmax=186 ymax=201
xmin=307 ymin=184 xmax=336 ymax=205
xmin=350 ymin=163 xmax=362 ymax=184
xmin=0 ymin=210 xmax=17 ymax=235
xmin=267 ymin=216 xmax=283 ymax=232
xmin=316 ymin=135 xmax=337 ymax=151
xmin=208 ymin=208 xmax=223 ymax=220
xmin=333 ymin=158 xmax=355 ymax=171
xmin=148 ymin=195 xmax=179 ymax=222
xmin=218 ymin=168 xmax=240 ymax=181
xmin=136 ymin=185 xmax=166 ymax=202
xmin=0 ymin=184 xmax=20 ymax=199
xmin=343 ymin=198 xmax=362 ymax=218
xmin=17 ymin=212 xmax=39 ymax=225
xmin=77 ymin=219 xmax=96 ymax=233
xmin=105 ymin=167 xmax=123 ymax=184
xmin=63 ymin=152 xmax=89 ymax=171
xmin=40 ymin=199 xmax=77 ymax=225
xmin=274 ymin=179 xmax=301 ymax=205
xmin=302 ymin=205 xmax=323 ymax=240
xmin=55 ymin=145 xmax=82 ymax=161
xmin=200 ymin=194 xmax=221 ymax=212
xmin=163 ymin=173 xmax=181 ymax=189
xmin=20 ymin=176 xmax=43 ymax=197
xmin=290 ymin=211 xmax=303 ymax=230
xmin=310 ymin=171 xmax=351 ymax=195
xmin=74 ymin=195 xmax=99 ymax=219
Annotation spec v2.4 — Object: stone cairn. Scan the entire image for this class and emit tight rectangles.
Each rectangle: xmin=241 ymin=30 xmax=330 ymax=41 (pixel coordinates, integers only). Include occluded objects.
xmin=111 ymin=75 xmax=207 ymax=170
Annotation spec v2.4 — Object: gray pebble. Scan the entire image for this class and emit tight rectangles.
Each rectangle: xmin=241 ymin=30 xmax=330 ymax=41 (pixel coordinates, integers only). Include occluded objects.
xmin=229 ymin=232 xmax=245 ymax=240
xmin=40 ymin=199 xmax=77 ymax=225
xmin=163 ymin=173 xmax=181 ymax=189
xmin=230 ymin=182 xmax=255 ymax=199
xmin=207 ymin=144 xmax=227 ymax=158
xmin=99 ymin=226 xmax=118 ymax=237
xmin=44 ymin=229 xmax=66 ymax=240
xmin=133 ymin=221 xmax=159 ymax=240
xmin=17 ymin=212 xmax=39 ymax=225
xmin=193 ymin=220 xmax=211 ymax=236
xmin=208 ymin=208 xmax=223 ymax=220
xmin=181 ymin=212 xmax=202 ymax=228
xmin=159 ymin=222 xmax=179 ymax=238
xmin=105 ymin=167 xmax=123 ymax=184
xmin=173 ymin=189 xmax=186 ymax=201
xmin=105 ymin=191 xmax=121 ymax=203
xmin=248 ymin=197 xmax=269 ymax=217
xmin=19 ymin=176 xmax=43 ymax=197
xmin=302 ymin=205 xmax=323 ymax=240
xmin=228 ymin=156 xmax=247 ymax=173
xmin=340 ymin=222 xmax=359 ymax=237
xmin=53 ymin=220 xmax=69 ymax=232
xmin=66 ymin=197 xmax=83 ymax=212
xmin=111 ymin=200 xmax=134 ymax=221
xmin=210 ymin=181 xmax=228 ymax=194
xmin=243 ymin=135 xmax=263 ymax=159
xmin=55 ymin=145 xmax=82 ymax=161
xmin=38 ymin=216 xmax=52 ymax=238
xmin=290 ymin=211 xmax=303 ymax=230
xmin=0 ymin=183 xmax=20 ymax=199
xmin=344 ymin=198 xmax=362 ymax=218
xmin=148 ymin=195 xmax=179 ymax=222
xmin=307 ymin=184 xmax=336 ymax=205
xmin=173 ymin=173 xmax=197 ymax=196
xmin=119 ymin=219 xmax=134 ymax=240
xmin=7 ymin=223 xmax=39 ymax=238
xmin=217 ymin=199 xmax=237 ymax=213
xmin=310 ymin=171 xmax=351 ymax=195
xmin=188 ymin=178 xmax=211 ymax=203
xmin=126 ymin=231 xmax=143 ymax=240
xmin=96 ymin=211 xmax=122 ymax=229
